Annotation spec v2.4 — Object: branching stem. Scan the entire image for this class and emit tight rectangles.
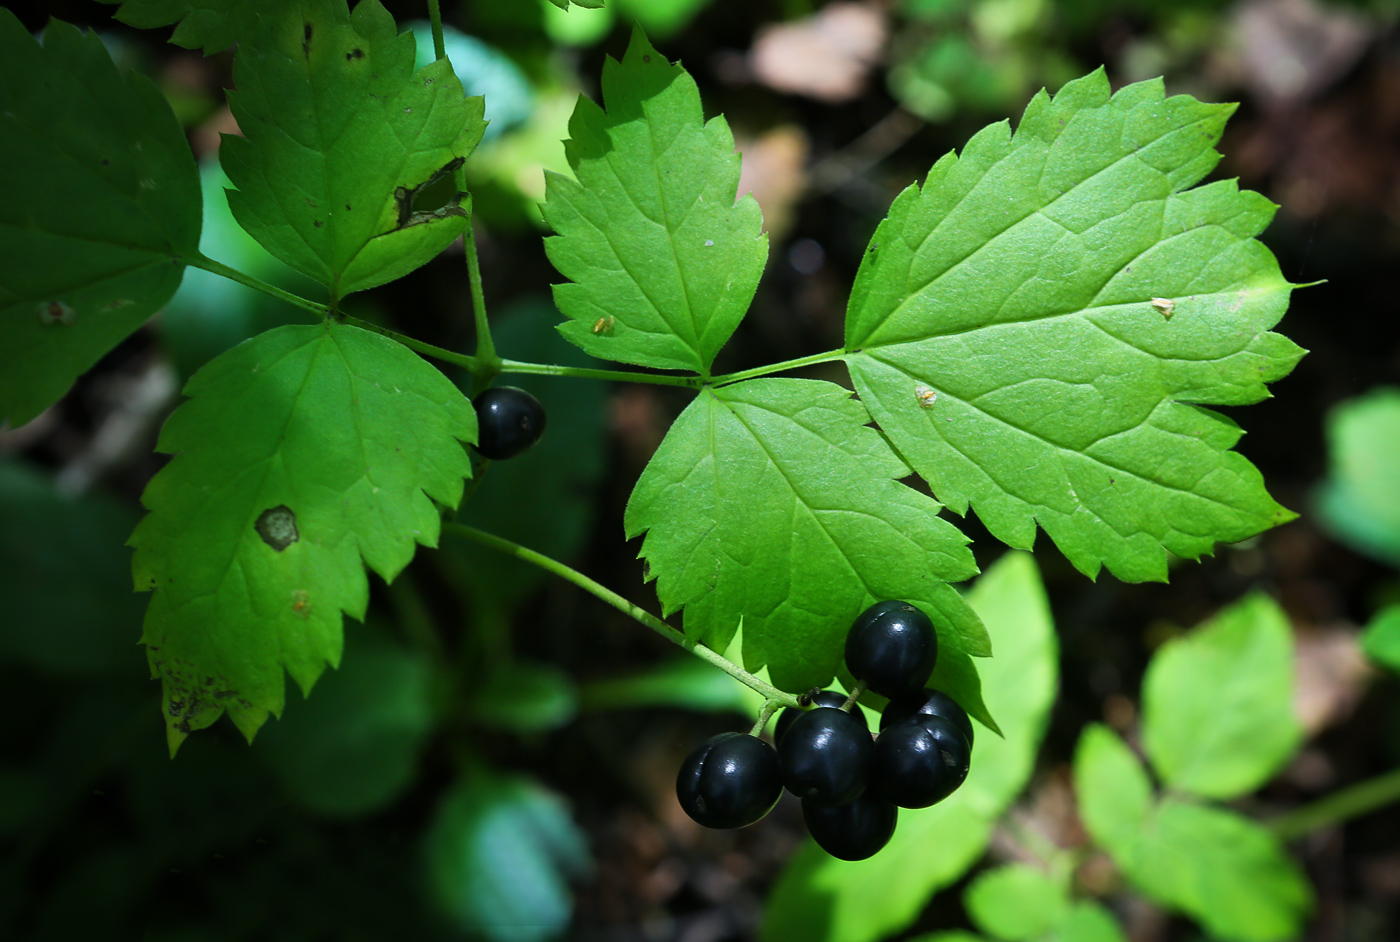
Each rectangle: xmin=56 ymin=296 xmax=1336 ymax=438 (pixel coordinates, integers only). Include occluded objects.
xmin=185 ymin=254 xmax=327 ymax=320
xmin=1269 ymin=767 xmax=1400 ymax=841
xmin=442 ymin=522 xmax=801 ymax=709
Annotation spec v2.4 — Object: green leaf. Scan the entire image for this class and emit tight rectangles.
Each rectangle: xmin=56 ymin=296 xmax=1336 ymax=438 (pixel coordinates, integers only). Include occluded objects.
xmin=843 ymin=69 xmax=1301 ymax=582
xmin=626 ymin=377 xmax=981 ymax=694
xmin=95 ymin=0 xmax=272 ymax=53
xmin=579 ymin=655 xmax=758 ymax=715
xmin=130 ymin=323 xmax=476 ymax=753
xmin=0 ymin=12 xmax=201 ymax=427
xmin=1142 ymin=592 xmax=1300 ymax=800
xmin=546 ymin=0 xmax=606 ymax=9
xmin=1073 ymin=724 xmax=1151 ymax=862
xmin=1127 ymin=799 xmax=1312 ymax=942
xmin=221 ymin=0 xmax=487 ymax=300
xmin=1361 ymin=604 xmax=1400 ymax=674
xmin=255 ymin=625 xmax=434 ymax=816
xmin=1317 ymin=387 xmax=1400 ymax=567
xmin=907 ymin=934 xmax=987 ymax=942
xmin=613 ymin=0 xmax=715 ymax=38
xmin=0 ymin=460 xmax=144 ymax=675
xmin=965 ymin=864 xmax=1068 ymax=940
xmin=760 ymin=552 xmax=1057 ymax=942
xmin=425 ymin=765 xmax=591 ymax=941
xmin=466 ymin=661 xmax=578 ymax=733
xmin=543 ymin=29 xmax=767 ymax=375
xmin=1051 ymin=904 xmax=1128 ymax=942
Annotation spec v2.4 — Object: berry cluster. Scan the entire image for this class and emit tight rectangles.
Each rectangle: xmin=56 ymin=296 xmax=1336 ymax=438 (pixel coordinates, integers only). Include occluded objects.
xmin=676 ymin=601 xmax=973 ymax=860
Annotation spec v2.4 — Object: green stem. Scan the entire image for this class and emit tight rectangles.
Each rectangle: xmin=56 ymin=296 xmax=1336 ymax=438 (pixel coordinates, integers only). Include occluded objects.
xmin=442 ymin=522 xmax=801 ymax=708
xmin=185 ymin=254 xmax=328 ymax=320
xmin=342 ymin=315 xmax=479 ymax=371
xmin=710 ymin=349 xmax=847 ymax=387
xmin=461 ymin=198 xmax=499 ymax=384
xmin=1269 ymin=767 xmax=1400 ymax=841
xmin=750 ymin=699 xmax=783 ymax=737
xmin=499 ymin=359 xmax=705 ymax=388
xmin=426 ymin=0 xmax=447 ymax=60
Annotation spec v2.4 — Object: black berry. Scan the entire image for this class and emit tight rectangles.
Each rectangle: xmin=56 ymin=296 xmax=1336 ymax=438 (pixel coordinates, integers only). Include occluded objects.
xmin=473 ymin=386 xmax=546 ymax=460
xmin=880 ymin=688 xmax=974 ymax=748
xmin=777 ymin=706 xmax=874 ymax=808
xmin=676 ymin=732 xmax=783 ymax=829
xmin=844 ymin=600 xmax=937 ymax=699
xmin=871 ymin=714 xmax=970 ymax=809
xmin=775 ymin=690 xmax=868 ymax=745
xmin=803 ymin=791 xmax=898 ymax=860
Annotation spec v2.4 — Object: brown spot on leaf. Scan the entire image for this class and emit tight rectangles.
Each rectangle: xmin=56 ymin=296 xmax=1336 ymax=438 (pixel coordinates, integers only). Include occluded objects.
xmin=255 ymin=505 xmax=299 ymax=551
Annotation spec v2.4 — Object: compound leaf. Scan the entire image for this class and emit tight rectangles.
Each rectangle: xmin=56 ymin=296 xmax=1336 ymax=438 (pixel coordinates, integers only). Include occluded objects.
xmin=1073 ymin=724 xmax=1151 ymax=863
xmin=761 ymin=553 xmax=1057 ymax=942
xmin=1317 ymin=387 xmax=1400 ymax=567
xmin=222 ymin=0 xmax=486 ymax=301
xmin=95 ymin=0 xmax=272 ymax=53
xmin=0 ymin=12 xmax=200 ymax=427
xmin=1127 ymin=799 xmax=1312 ymax=942
xmin=965 ymin=864 xmax=1068 ymax=940
xmin=543 ymin=29 xmax=767 ymax=375
xmin=844 ymin=69 xmax=1301 ymax=582
xmin=626 ymin=377 xmax=980 ymax=695
xmin=1142 ymin=593 xmax=1300 ymax=799
xmin=130 ymin=323 xmax=475 ymax=753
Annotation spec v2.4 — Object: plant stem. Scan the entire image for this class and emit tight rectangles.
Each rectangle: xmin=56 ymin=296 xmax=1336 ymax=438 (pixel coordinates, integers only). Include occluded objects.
xmin=442 ymin=522 xmax=802 ymax=709
xmin=184 ymin=254 xmax=328 ymax=320
xmin=342 ymin=315 xmax=479 ymax=371
xmin=709 ymin=349 xmax=848 ymax=386
xmin=460 ymin=198 xmax=500 ymax=385
xmin=499 ymin=359 xmax=706 ymax=388
xmin=1269 ymin=767 xmax=1400 ymax=841
xmin=426 ymin=0 xmax=447 ymax=60
xmin=750 ymin=699 xmax=783 ymax=737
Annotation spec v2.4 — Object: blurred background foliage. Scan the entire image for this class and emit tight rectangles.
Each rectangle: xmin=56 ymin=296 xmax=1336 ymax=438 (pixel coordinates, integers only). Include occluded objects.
xmin=3 ymin=0 xmax=1400 ymax=939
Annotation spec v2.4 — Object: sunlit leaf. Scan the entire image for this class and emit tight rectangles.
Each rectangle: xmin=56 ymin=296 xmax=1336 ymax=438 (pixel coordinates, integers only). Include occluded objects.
xmin=131 ymin=323 xmax=475 ymax=752
xmin=1361 ymin=604 xmax=1400 ymax=675
xmin=0 ymin=12 xmax=200 ymax=427
xmin=965 ymin=863 xmax=1068 ymax=940
xmin=1073 ymin=724 xmax=1151 ymax=863
xmin=222 ymin=0 xmax=486 ymax=300
xmin=1317 ymin=387 xmax=1400 ymax=567
xmin=1142 ymin=593 xmax=1300 ymax=799
xmin=845 ymin=70 xmax=1300 ymax=582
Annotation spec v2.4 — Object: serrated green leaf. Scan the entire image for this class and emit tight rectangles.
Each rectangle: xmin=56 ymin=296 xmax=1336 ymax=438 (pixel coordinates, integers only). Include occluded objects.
xmin=1127 ymin=799 xmax=1312 ymax=942
xmin=1142 ymin=593 xmax=1300 ymax=799
xmin=0 ymin=460 xmax=144 ymax=675
xmin=844 ymin=69 xmax=1301 ymax=583
xmin=130 ymin=323 xmax=475 ymax=753
xmin=626 ymin=377 xmax=981 ymax=693
xmin=760 ymin=553 xmax=1057 ymax=942
xmin=965 ymin=864 xmax=1068 ymax=940
xmin=221 ymin=0 xmax=486 ymax=300
xmin=1073 ymin=724 xmax=1151 ymax=862
xmin=1316 ymin=387 xmax=1400 ymax=567
xmin=543 ymin=29 xmax=767 ymax=375
xmin=425 ymin=765 xmax=591 ymax=941
xmin=255 ymin=625 xmax=434 ymax=816
xmin=1362 ymin=604 xmax=1400 ymax=674
xmin=94 ymin=0 xmax=271 ymax=53
xmin=0 ymin=12 xmax=201 ymax=427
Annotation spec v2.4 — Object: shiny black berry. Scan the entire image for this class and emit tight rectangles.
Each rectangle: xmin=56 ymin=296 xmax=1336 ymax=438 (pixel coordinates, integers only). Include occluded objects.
xmin=774 ymin=691 xmax=868 ymax=746
xmin=803 ymin=791 xmax=898 ymax=860
xmin=778 ymin=706 xmax=874 ymax=808
xmin=871 ymin=714 xmax=970 ymax=809
xmin=880 ymin=688 xmax=974 ymax=749
xmin=473 ymin=386 xmax=546 ymax=460
xmin=676 ymin=732 xmax=783 ymax=829
xmin=844 ymin=600 xmax=937 ymax=699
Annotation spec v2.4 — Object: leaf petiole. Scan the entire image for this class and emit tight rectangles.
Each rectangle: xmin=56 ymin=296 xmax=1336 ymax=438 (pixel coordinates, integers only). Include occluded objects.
xmin=709 ymin=348 xmax=848 ymax=387
xmin=426 ymin=0 xmax=447 ymax=60
xmin=499 ymin=359 xmax=705 ymax=388
xmin=442 ymin=522 xmax=802 ymax=709
xmin=184 ymin=253 xmax=328 ymax=320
